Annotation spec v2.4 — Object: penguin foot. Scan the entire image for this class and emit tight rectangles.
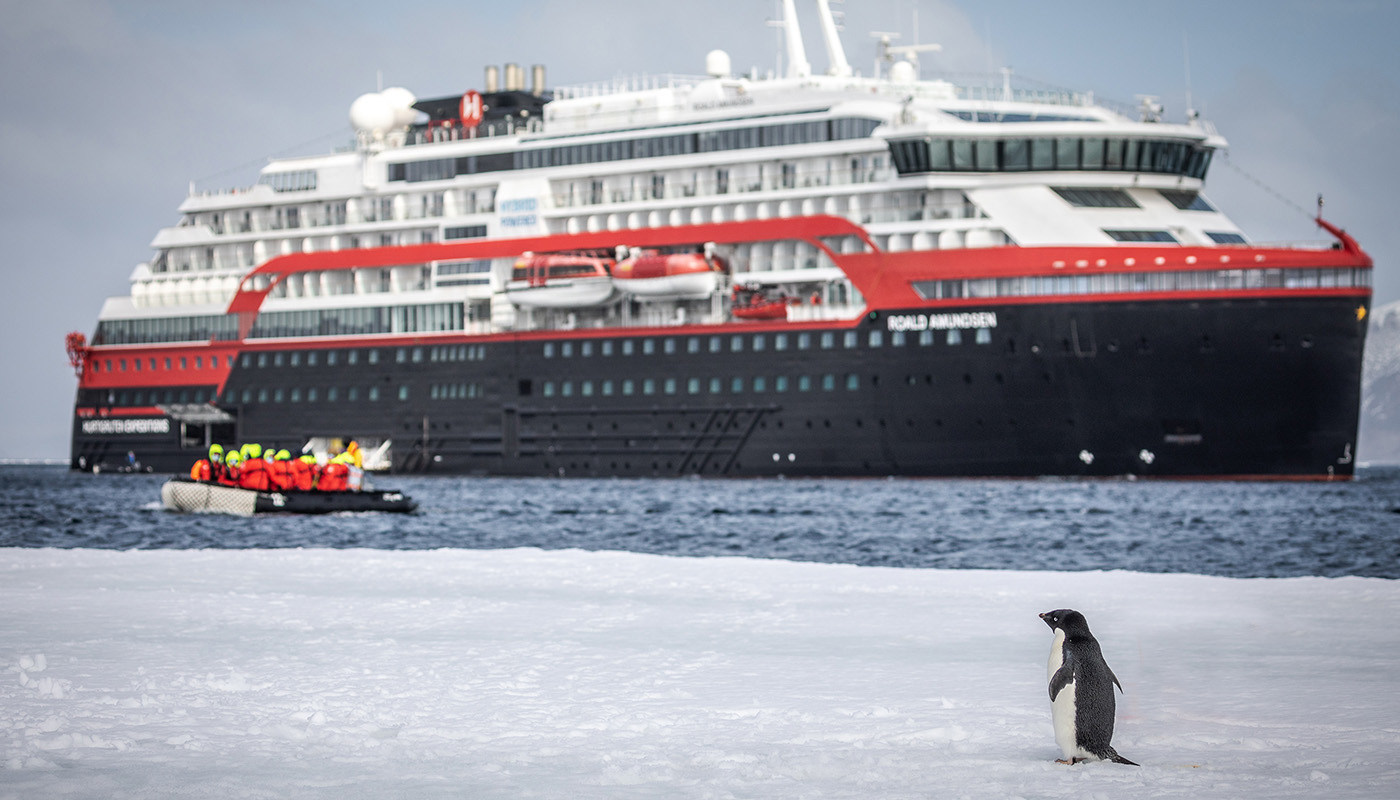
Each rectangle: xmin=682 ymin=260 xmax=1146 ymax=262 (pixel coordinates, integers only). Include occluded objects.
xmin=1054 ymin=758 xmax=1075 ymax=765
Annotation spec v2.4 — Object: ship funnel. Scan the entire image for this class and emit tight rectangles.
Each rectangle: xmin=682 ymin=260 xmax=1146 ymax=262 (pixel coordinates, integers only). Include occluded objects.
xmin=504 ymin=63 xmax=525 ymax=92
xmin=814 ymin=0 xmax=851 ymax=77
xmin=779 ymin=0 xmax=811 ymax=78
xmin=531 ymin=64 xmax=546 ymax=96
xmin=485 ymin=65 xmax=500 ymax=93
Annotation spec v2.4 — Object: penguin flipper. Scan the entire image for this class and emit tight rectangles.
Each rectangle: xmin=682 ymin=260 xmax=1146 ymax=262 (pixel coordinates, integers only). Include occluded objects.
xmin=1048 ymin=660 xmax=1074 ymax=701
xmin=1108 ymin=665 xmax=1123 ymax=694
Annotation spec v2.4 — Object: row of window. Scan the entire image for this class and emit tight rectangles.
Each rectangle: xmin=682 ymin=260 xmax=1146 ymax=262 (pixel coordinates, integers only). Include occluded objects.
xmin=1103 ymin=229 xmax=1239 ymax=244
xmin=387 ymin=118 xmax=882 ymax=182
xmin=1053 ymin=187 xmax=1216 ymax=211
xmin=91 ymin=354 xmax=234 ymax=374
xmin=92 ymin=387 xmax=213 ymax=406
xmin=250 ymin=303 xmax=464 ymax=339
xmin=889 ymin=136 xmax=1213 ymax=180
xmin=912 ymin=266 xmax=1372 ymax=301
xmin=240 ymin=343 xmax=487 ymax=370
xmin=231 ymin=385 xmax=404 ymax=404
xmin=540 ymin=373 xmax=864 ymax=399
xmin=94 ymin=301 xmax=466 ymax=346
xmin=541 ymin=327 xmax=993 ymax=359
xmin=258 ymin=169 xmax=318 ymax=193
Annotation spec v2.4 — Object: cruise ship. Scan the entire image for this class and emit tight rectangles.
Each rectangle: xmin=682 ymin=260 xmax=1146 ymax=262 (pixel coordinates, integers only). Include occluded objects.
xmin=68 ymin=0 xmax=1372 ymax=478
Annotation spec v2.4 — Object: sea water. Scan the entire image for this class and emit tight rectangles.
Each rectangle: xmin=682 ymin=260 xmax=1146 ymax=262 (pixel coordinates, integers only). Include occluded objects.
xmin=3 ymin=464 xmax=1396 ymax=578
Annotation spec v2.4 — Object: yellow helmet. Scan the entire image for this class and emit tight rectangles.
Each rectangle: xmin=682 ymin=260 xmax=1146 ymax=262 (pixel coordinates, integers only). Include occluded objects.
xmin=245 ymin=443 xmax=262 ymax=459
xmin=225 ymin=451 xmax=242 ymax=466
xmin=299 ymin=454 xmax=316 ymax=464
xmin=276 ymin=449 xmax=291 ymax=461
xmin=209 ymin=443 xmax=224 ymax=462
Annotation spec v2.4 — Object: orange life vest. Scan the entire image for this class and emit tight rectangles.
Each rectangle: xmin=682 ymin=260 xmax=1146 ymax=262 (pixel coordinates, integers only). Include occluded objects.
xmin=189 ymin=460 xmax=211 ymax=482
xmin=238 ymin=458 xmax=270 ymax=491
xmin=319 ymin=462 xmax=349 ymax=492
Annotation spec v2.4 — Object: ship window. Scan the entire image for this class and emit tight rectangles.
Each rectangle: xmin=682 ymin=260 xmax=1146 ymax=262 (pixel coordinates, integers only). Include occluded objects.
xmin=348 ymin=387 xmax=359 ymax=401
xmin=687 ymin=337 xmax=701 ymax=354
xmin=1124 ymin=140 xmax=1140 ymax=170
xmin=134 ymin=359 xmax=142 ymax=372
xmin=947 ymin=329 xmax=963 ymax=345
xmin=273 ymin=388 xmax=284 ymax=403
xmin=1105 ymin=139 xmax=1125 ymax=169
xmin=753 ymin=335 xmax=766 ymax=351
xmin=256 ymin=353 xmax=266 ymax=368
xmin=543 ymin=381 xmax=555 ymax=397
xmin=622 ymin=340 xmax=635 ymax=356
xmin=731 ymin=335 xmax=744 ymax=353
xmin=1104 ymin=229 xmax=1178 ymax=243
xmin=368 ymin=349 xmax=379 ymax=364
xmin=687 ymin=377 xmax=701 ymax=394
xmin=289 ymin=352 xmax=299 ymax=367
xmin=731 ymin=376 xmax=744 ymax=393
xmin=396 ymin=348 xmax=407 ymax=363
xmin=1056 ymin=138 xmax=1080 ymax=170
xmin=822 ymin=374 xmax=836 ymax=391
xmin=797 ymin=333 xmax=811 ymax=350
xmin=775 ymin=333 xmax=789 ymax=351
xmin=1053 ymin=187 xmax=1139 ymax=208
xmin=709 ymin=377 xmax=722 ymax=393
xmin=868 ymin=330 xmax=883 ymax=348
xmin=194 ymin=356 xmax=202 ymax=369
xmin=798 ymin=375 xmax=812 ymax=392
xmin=951 ymin=139 xmax=974 ymax=170
xmin=561 ymin=342 xmax=573 ymax=358
xmin=919 ymin=330 xmax=935 ymax=346
xmin=709 ymin=336 xmax=722 ymax=353
xmin=602 ymin=380 xmax=614 ymax=396
xmin=976 ymin=328 xmax=993 ymax=345
xmin=642 ymin=339 xmax=655 ymax=355
xmin=643 ymin=379 xmax=656 ymax=395
xmin=1161 ymin=190 xmax=1215 ymax=211
xmin=368 ymin=386 xmax=380 ymax=401
xmin=561 ymin=381 xmax=573 ymax=397
xmin=775 ymin=376 xmax=789 ymax=392
xmin=602 ymin=340 xmax=614 ymax=356
xmin=753 ymin=376 xmax=766 ymax=392
xmin=1002 ymin=139 xmax=1030 ymax=171
xmin=846 ymin=373 xmax=859 ymax=390
xmin=327 ymin=387 xmax=338 ymax=402
xmin=165 ymin=357 xmax=172 ymax=370
xmin=664 ymin=378 xmax=677 ymax=395
xmin=820 ymin=332 xmax=835 ymax=349
xmin=346 ymin=350 xmax=357 ymax=365
xmin=258 ymin=389 xmax=268 ymax=403
xmin=582 ymin=380 xmax=594 ymax=397
xmin=1207 ymin=231 xmax=1247 ymax=244
xmin=290 ymin=388 xmax=301 ymax=403
xmin=581 ymin=341 xmax=594 ymax=357
xmin=664 ymin=338 xmax=676 ymax=354
xmin=1082 ymin=138 xmax=1105 ymax=170
xmin=622 ymin=379 xmax=635 ymax=395
xmin=844 ymin=331 xmax=858 ymax=348
xmin=974 ymin=139 xmax=998 ymax=170
xmin=412 ymin=347 xmax=423 ymax=363
xmin=1031 ymin=138 xmax=1055 ymax=170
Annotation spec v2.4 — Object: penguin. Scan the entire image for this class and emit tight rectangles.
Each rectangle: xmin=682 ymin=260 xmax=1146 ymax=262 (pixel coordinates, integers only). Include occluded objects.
xmin=1039 ymin=609 xmax=1138 ymax=765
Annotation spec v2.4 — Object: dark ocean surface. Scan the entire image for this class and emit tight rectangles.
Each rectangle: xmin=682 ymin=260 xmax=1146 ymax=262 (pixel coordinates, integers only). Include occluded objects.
xmin=2 ymin=464 xmax=1397 ymax=578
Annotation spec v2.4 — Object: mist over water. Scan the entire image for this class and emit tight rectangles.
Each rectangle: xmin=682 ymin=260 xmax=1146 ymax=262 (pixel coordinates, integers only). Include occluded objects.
xmin=3 ymin=465 xmax=1397 ymax=578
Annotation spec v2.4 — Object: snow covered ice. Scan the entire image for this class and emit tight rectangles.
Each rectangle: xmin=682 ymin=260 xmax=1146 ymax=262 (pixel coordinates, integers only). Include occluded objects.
xmin=2 ymin=547 xmax=1397 ymax=798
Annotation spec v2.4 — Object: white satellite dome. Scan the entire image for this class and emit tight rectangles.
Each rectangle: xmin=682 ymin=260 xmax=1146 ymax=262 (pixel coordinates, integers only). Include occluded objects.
xmin=349 ymin=92 xmax=395 ymax=135
xmin=889 ymin=60 xmax=918 ymax=84
xmin=380 ymin=86 xmax=418 ymax=128
xmin=705 ymin=49 xmax=732 ymax=79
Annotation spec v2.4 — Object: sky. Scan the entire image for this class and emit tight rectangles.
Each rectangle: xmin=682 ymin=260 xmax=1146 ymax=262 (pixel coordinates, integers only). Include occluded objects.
xmin=1 ymin=0 xmax=1396 ymax=459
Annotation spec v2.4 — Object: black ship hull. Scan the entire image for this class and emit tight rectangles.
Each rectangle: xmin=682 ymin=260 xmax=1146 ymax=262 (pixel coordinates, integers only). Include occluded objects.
xmin=73 ymin=295 xmax=1367 ymax=479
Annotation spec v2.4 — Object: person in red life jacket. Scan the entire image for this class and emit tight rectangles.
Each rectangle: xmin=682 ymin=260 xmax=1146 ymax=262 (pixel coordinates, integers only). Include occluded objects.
xmin=292 ymin=454 xmax=317 ymax=491
xmin=318 ymin=453 xmax=351 ymax=492
xmin=220 ymin=450 xmax=242 ymax=486
xmin=265 ymin=449 xmax=294 ymax=491
xmin=238 ymin=443 xmax=271 ymax=491
xmin=189 ymin=443 xmax=226 ymax=482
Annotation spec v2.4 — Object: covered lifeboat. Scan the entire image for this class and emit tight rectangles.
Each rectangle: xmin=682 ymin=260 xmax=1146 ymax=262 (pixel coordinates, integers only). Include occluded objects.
xmin=505 ymin=253 xmax=617 ymax=308
xmin=612 ymin=251 xmax=723 ymax=300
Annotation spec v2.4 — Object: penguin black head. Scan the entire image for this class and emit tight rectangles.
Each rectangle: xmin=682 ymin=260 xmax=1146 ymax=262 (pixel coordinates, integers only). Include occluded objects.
xmin=1039 ymin=608 xmax=1091 ymax=635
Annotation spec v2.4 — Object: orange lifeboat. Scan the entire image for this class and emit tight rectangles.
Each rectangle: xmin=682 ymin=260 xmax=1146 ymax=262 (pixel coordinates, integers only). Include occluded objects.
xmin=505 ymin=254 xmax=617 ymax=308
xmin=731 ymin=284 xmax=795 ymax=320
xmin=612 ymin=252 xmax=721 ymax=300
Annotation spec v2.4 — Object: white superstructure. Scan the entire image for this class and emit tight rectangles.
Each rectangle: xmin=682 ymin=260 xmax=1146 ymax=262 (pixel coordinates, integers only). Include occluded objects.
xmin=98 ymin=0 xmax=1237 ymax=341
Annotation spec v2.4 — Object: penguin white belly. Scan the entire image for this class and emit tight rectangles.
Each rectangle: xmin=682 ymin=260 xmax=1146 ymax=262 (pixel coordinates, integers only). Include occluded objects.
xmin=1047 ymin=628 xmax=1090 ymax=761
xmin=1050 ymin=677 xmax=1079 ymax=760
